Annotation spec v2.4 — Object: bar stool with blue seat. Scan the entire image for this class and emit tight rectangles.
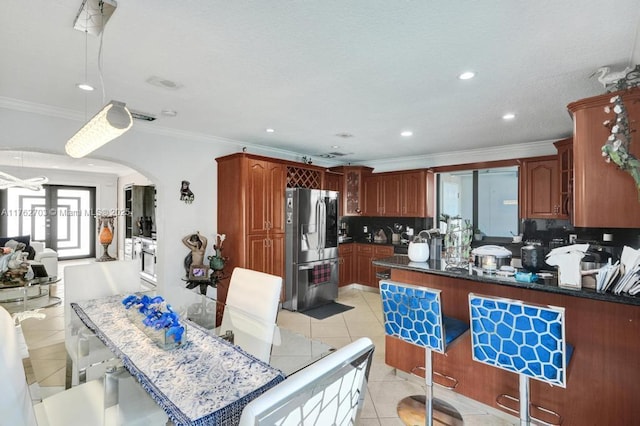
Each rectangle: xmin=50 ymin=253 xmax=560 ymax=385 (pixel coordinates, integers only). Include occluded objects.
xmin=468 ymin=293 xmax=574 ymax=426
xmin=380 ymin=280 xmax=469 ymax=426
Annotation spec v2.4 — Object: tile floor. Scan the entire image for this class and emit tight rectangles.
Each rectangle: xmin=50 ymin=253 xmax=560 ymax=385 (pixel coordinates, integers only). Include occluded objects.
xmin=14 ymin=260 xmax=518 ymax=425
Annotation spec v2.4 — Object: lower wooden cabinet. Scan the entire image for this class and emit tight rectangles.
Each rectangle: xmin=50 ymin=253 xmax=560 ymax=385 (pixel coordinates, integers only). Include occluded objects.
xmin=354 ymin=244 xmax=394 ymax=288
xmin=338 ymin=244 xmax=354 ymax=287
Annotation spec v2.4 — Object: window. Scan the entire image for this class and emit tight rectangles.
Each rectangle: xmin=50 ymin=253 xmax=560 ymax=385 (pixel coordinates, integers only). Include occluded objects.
xmin=437 ymin=167 xmax=518 ymax=238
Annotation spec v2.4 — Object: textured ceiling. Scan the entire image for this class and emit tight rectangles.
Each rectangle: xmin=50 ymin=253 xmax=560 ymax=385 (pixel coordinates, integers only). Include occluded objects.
xmin=1 ymin=0 xmax=640 ymax=170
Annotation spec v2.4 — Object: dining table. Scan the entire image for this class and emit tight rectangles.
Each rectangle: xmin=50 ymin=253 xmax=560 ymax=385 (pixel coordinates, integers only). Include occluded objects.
xmin=68 ymin=289 xmax=333 ymax=426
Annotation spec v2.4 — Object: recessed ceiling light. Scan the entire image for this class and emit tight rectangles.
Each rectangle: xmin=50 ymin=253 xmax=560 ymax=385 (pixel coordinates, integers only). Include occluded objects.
xmin=502 ymin=113 xmax=516 ymax=120
xmin=77 ymin=83 xmax=94 ymax=91
xmin=458 ymin=71 xmax=476 ymax=80
xmin=13 ymin=156 xmax=21 ymax=160
xmin=266 ymin=128 xmax=275 ymax=133
xmin=331 ymin=145 xmax=340 ymax=149
xmin=87 ymin=163 xmax=95 ymax=166
xmin=400 ymin=130 xmax=413 ymax=137
xmin=161 ymin=109 xmax=177 ymax=117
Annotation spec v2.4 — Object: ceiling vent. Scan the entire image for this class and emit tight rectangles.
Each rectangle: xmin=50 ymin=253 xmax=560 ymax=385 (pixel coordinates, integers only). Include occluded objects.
xmin=146 ymin=76 xmax=183 ymax=90
xmin=318 ymin=152 xmax=351 ymax=158
xmin=130 ymin=110 xmax=157 ymax=122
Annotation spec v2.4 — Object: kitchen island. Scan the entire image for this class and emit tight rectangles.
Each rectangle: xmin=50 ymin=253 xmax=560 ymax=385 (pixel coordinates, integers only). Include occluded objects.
xmin=373 ymin=255 xmax=640 ymax=425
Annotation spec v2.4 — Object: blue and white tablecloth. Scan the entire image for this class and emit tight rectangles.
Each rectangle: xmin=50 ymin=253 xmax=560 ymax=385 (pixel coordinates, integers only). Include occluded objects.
xmin=71 ymin=295 xmax=285 ymax=426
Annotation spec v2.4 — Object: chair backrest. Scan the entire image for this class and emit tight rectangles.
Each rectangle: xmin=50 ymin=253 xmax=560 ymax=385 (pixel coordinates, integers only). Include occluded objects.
xmin=226 ymin=267 xmax=282 ymax=324
xmin=380 ymin=280 xmax=447 ymax=353
xmin=64 ymin=261 xmax=143 ymax=343
xmin=468 ymin=293 xmax=569 ymax=387
xmin=0 ymin=306 xmax=38 ymax=426
xmin=238 ymin=337 xmax=374 ymax=426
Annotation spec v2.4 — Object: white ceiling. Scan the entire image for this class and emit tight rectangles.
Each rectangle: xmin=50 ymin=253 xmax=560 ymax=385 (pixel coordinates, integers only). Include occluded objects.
xmin=1 ymin=0 xmax=640 ymax=173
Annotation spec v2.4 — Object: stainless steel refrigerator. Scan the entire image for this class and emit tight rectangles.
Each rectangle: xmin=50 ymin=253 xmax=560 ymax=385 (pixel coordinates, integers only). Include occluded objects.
xmin=283 ymin=188 xmax=339 ymax=311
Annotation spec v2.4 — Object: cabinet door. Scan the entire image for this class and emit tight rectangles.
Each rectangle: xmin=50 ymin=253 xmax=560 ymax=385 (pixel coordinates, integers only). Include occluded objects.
xmin=247 ymin=160 xmax=270 ymax=234
xmin=383 ymin=174 xmax=402 ymax=216
xmin=345 ymin=170 xmax=363 ymax=215
xmin=523 ymin=158 xmax=560 ymax=218
xmin=268 ymin=163 xmax=286 ymax=234
xmin=355 ymin=244 xmax=374 ymax=286
xmin=363 ymin=175 xmax=381 ymax=216
xmin=324 ymin=172 xmax=342 ymax=192
xmin=246 ymin=234 xmax=284 ymax=278
xmin=269 ymin=234 xmax=285 ymax=279
xmin=402 ymin=172 xmax=426 ymax=217
xmin=338 ymin=244 xmax=354 ymax=287
xmin=554 ymin=138 xmax=573 ymax=220
xmin=247 ymin=234 xmax=269 ymax=273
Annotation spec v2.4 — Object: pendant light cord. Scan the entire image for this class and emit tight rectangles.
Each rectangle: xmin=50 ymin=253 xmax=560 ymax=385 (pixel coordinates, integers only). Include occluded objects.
xmin=98 ymin=0 xmax=106 ymax=104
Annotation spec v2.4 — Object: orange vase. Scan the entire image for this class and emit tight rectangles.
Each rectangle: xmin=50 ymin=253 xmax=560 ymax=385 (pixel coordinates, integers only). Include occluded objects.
xmin=99 ymin=224 xmax=113 ymax=245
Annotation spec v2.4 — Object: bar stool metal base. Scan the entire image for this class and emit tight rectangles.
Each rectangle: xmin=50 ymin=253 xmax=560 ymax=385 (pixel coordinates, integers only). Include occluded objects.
xmin=397 ymin=395 xmax=464 ymax=426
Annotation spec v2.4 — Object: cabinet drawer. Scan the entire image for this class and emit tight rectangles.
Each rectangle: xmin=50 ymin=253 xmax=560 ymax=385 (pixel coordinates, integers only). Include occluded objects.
xmin=339 ymin=244 xmax=353 ymax=255
xmin=374 ymin=246 xmax=394 ymax=257
xmin=356 ymin=244 xmax=373 ymax=254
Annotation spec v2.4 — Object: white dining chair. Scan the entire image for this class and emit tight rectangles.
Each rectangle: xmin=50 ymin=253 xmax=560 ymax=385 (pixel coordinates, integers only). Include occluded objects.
xmin=1 ymin=306 xmax=167 ymax=426
xmin=221 ymin=267 xmax=283 ymax=362
xmin=1 ymin=305 xmax=105 ymax=426
xmin=225 ymin=267 xmax=283 ymax=324
xmin=64 ymin=260 xmax=145 ymax=386
xmin=238 ymin=337 xmax=375 ymax=425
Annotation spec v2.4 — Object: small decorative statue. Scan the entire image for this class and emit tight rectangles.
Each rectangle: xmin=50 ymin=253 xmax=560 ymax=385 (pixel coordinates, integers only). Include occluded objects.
xmin=182 ymin=232 xmax=207 ymax=278
xmin=180 ymin=180 xmax=194 ymax=204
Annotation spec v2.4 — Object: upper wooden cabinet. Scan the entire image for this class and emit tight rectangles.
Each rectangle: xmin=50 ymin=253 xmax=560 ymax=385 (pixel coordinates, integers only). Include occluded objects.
xmin=553 ymin=137 xmax=573 ymax=220
xmin=362 ymin=169 xmax=434 ymax=218
xmin=329 ymin=166 xmax=373 ymax=216
xmin=521 ymin=156 xmax=561 ymax=219
xmin=247 ymin=159 xmax=286 ymax=234
xmin=323 ymin=171 xmax=342 ymax=192
xmin=568 ymin=88 xmax=640 ymax=227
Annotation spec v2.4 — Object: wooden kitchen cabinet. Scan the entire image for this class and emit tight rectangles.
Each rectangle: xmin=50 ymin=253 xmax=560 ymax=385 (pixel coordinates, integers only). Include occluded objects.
xmin=363 ymin=170 xmax=433 ymax=218
xmin=323 ymin=170 xmax=342 ymax=192
xmin=329 ymin=166 xmax=373 ymax=216
xmin=568 ymin=87 xmax=640 ymax=227
xmin=355 ymin=244 xmax=374 ymax=287
xmin=246 ymin=234 xmax=285 ymax=279
xmin=363 ymin=174 xmax=382 ymax=216
xmin=217 ymin=153 xmax=327 ymax=302
xmin=247 ymin=158 xmax=286 ymax=234
xmin=338 ymin=244 xmax=354 ymax=287
xmin=402 ymin=170 xmax=434 ymax=217
xmin=554 ymin=137 xmax=573 ymax=220
xmin=520 ymin=156 xmax=562 ymax=219
xmin=354 ymin=243 xmax=393 ymax=288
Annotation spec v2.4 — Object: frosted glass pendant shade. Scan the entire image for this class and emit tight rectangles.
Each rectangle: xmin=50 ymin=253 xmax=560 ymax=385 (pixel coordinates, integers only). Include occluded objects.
xmin=65 ymin=100 xmax=132 ymax=158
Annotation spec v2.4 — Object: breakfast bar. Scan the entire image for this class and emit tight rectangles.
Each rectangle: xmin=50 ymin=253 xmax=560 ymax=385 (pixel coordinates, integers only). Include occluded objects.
xmin=374 ymin=255 xmax=640 ymax=426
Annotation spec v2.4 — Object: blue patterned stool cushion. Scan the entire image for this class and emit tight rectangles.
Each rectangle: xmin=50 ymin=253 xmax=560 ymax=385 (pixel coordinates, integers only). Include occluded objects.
xmin=380 ymin=281 xmax=468 ymax=354
xmin=469 ymin=293 xmax=571 ymax=387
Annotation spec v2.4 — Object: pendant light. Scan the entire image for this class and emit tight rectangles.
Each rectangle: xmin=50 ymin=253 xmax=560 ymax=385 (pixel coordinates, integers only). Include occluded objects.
xmin=65 ymin=0 xmax=132 ymax=158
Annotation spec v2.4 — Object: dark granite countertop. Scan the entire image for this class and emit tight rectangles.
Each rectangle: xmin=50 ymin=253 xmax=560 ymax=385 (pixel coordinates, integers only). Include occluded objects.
xmin=373 ymin=255 xmax=640 ymax=307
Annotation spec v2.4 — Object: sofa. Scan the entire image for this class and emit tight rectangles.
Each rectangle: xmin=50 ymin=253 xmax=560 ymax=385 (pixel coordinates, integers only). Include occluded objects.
xmin=30 ymin=241 xmax=58 ymax=279
xmin=0 ymin=236 xmax=58 ymax=279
